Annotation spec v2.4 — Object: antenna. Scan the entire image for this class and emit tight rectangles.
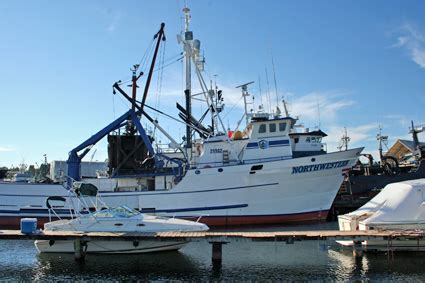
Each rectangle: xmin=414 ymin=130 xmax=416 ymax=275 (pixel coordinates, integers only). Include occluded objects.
xmin=236 ymin=81 xmax=255 ymax=126
xmin=316 ymin=94 xmax=321 ymax=129
xmin=265 ymin=68 xmax=271 ymax=114
xmin=258 ymin=75 xmax=263 ymax=109
xmin=271 ymin=55 xmax=279 ymax=108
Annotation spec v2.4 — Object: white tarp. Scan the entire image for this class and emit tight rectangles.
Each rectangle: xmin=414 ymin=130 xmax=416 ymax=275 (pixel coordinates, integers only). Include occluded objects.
xmin=344 ymin=179 xmax=425 ymax=226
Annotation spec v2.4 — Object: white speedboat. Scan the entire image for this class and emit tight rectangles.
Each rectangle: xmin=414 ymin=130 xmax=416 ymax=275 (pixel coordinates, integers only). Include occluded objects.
xmin=337 ymin=179 xmax=425 ymax=251
xmin=35 ymin=183 xmax=208 ymax=254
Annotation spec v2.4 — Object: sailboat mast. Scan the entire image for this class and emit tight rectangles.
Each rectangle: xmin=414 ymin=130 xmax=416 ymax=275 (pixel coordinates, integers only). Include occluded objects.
xmin=183 ymin=7 xmax=192 ymax=149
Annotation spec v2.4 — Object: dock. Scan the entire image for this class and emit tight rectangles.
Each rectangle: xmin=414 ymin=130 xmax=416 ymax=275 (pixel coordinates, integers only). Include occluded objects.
xmin=1 ymin=229 xmax=425 ymax=264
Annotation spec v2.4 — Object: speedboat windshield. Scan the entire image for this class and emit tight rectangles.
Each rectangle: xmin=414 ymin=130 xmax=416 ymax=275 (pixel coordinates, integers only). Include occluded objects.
xmin=92 ymin=205 xmax=141 ymax=218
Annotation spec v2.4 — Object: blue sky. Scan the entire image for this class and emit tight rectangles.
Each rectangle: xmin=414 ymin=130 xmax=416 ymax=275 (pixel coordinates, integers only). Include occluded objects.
xmin=0 ymin=0 xmax=424 ymax=167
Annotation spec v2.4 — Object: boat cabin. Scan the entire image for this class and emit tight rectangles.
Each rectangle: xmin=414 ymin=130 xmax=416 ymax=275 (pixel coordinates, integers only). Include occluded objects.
xmin=242 ymin=117 xmax=295 ymax=162
xmin=290 ymin=129 xmax=327 ymax=158
xmin=196 ymin=117 xmax=296 ymax=167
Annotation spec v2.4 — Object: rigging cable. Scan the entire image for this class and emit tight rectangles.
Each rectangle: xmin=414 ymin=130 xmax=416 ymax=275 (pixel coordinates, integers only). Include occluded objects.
xmin=137 ymin=38 xmax=156 ymax=73
xmin=143 ymin=103 xmax=210 ymax=136
xmin=155 ymin=39 xmax=167 ymax=109
xmin=222 ymin=95 xmax=244 ymax=120
xmin=153 ymin=54 xmax=184 ymax=73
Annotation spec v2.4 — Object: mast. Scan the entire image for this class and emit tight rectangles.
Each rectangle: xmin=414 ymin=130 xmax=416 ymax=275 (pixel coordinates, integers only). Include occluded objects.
xmin=376 ymin=126 xmax=388 ymax=162
xmin=140 ymin=23 xmax=166 ymax=112
xmin=338 ymin=127 xmax=350 ymax=151
xmin=236 ymin=81 xmax=254 ymax=127
xmin=183 ymin=7 xmax=192 ymax=149
xmin=409 ymin=120 xmax=425 ymax=153
xmin=127 ymin=64 xmax=143 ymax=134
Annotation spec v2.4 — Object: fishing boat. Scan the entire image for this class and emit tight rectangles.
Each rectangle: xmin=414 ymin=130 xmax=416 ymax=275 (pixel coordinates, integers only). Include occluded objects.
xmin=0 ymin=8 xmax=363 ymax=228
xmin=332 ymin=124 xmax=425 ymax=217
xmin=337 ymin=179 xmax=425 ymax=251
xmin=35 ymin=182 xmax=208 ymax=254
xmin=343 ymin=123 xmax=425 ymax=195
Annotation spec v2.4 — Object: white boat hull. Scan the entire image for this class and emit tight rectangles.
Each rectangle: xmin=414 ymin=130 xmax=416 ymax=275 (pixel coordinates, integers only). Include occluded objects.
xmin=35 ymin=239 xmax=187 ymax=254
xmin=0 ymin=148 xmax=362 ymax=227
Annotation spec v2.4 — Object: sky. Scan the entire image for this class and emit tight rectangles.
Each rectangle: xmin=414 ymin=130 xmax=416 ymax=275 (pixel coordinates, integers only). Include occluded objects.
xmin=0 ymin=0 xmax=424 ymax=167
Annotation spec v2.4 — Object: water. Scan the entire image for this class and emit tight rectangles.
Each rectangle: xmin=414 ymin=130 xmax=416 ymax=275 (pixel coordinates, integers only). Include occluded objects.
xmin=1 ymin=223 xmax=425 ymax=281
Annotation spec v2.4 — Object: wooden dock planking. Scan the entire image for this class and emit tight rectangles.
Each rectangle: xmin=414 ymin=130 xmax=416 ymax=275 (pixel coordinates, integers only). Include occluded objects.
xmin=0 ymin=229 xmax=424 ymax=241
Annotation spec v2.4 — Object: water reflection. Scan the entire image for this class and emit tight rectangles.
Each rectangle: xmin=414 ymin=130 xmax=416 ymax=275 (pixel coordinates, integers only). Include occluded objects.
xmin=3 ymin=224 xmax=425 ymax=281
xmin=34 ymin=249 xmax=206 ymax=281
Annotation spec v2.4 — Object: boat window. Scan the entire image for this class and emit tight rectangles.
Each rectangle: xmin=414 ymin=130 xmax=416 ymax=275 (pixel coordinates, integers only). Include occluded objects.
xmin=269 ymin=123 xmax=276 ymax=133
xmin=306 ymin=137 xmax=310 ymax=143
xmin=258 ymin=124 xmax=266 ymax=133
xmin=279 ymin=122 xmax=287 ymax=132
xmin=317 ymin=137 xmax=322 ymax=143
xmin=92 ymin=205 xmax=140 ymax=218
xmin=311 ymin=137 xmax=317 ymax=143
xmin=294 ymin=138 xmax=299 ymax=143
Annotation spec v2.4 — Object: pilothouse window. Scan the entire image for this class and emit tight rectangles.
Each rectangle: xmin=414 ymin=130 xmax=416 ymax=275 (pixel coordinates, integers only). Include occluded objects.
xmin=279 ymin=123 xmax=287 ymax=132
xmin=259 ymin=124 xmax=266 ymax=133
xmin=269 ymin=123 xmax=276 ymax=133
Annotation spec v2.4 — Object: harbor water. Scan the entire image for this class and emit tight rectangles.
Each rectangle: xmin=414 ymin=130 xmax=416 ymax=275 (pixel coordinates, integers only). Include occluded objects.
xmin=1 ymin=222 xmax=425 ymax=281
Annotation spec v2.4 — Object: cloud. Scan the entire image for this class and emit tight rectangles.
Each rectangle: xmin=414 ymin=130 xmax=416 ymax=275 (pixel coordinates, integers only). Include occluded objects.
xmin=412 ymin=48 xmax=425 ymax=68
xmin=288 ymin=91 xmax=355 ymax=125
xmin=392 ymin=23 xmax=425 ymax=68
xmin=93 ymin=6 xmax=122 ymax=33
xmin=326 ymin=123 xmax=379 ymax=151
xmin=0 ymin=146 xmax=15 ymax=152
xmin=382 ymin=114 xmax=411 ymax=128
xmin=212 ymin=87 xmax=355 ymax=124
xmin=107 ymin=12 xmax=122 ymax=32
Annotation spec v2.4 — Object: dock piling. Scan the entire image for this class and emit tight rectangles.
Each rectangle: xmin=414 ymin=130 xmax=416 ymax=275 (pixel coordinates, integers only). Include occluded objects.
xmin=352 ymin=241 xmax=363 ymax=257
xmin=211 ymin=242 xmax=226 ymax=266
xmin=74 ymin=239 xmax=86 ymax=261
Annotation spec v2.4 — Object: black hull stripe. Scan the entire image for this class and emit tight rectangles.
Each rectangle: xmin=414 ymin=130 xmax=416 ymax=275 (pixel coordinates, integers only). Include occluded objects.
xmin=0 ymin=182 xmax=279 ymax=197
xmin=0 ymin=204 xmax=249 ymax=215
